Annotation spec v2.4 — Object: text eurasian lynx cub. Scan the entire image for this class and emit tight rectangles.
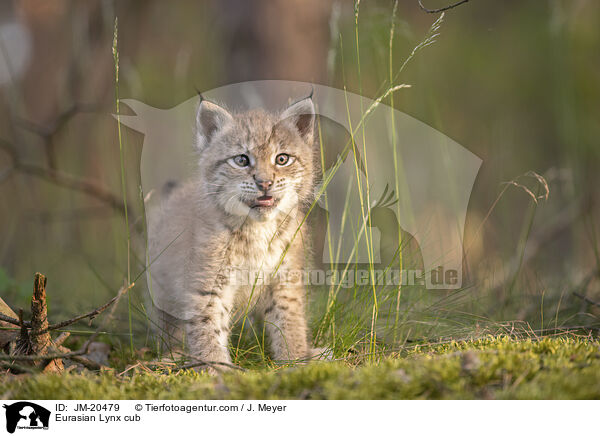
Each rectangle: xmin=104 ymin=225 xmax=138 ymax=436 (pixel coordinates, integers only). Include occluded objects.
xmin=147 ymin=96 xmax=318 ymax=370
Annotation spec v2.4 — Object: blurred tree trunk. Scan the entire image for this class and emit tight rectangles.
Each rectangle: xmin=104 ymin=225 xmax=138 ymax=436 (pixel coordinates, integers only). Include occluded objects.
xmin=216 ymin=0 xmax=333 ymax=83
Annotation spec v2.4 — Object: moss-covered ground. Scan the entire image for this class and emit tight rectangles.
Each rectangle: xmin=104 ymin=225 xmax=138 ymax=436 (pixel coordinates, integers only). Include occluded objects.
xmin=1 ymin=336 xmax=598 ymax=400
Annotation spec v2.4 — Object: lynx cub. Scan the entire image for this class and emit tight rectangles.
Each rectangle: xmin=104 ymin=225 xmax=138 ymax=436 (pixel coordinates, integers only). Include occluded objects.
xmin=147 ymin=96 xmax=318 ymax=370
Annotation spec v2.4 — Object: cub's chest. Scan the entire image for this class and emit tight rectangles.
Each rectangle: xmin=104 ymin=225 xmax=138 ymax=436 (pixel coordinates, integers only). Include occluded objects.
xmin=227 ymin=225 xmax=287 ymax=273
xmin=227 ymin=227 xmax=287 ymax=307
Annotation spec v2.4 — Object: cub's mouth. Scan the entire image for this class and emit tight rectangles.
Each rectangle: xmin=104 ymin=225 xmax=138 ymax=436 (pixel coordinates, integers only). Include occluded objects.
xmin=252 ymin=195 xmax=277 ymax=208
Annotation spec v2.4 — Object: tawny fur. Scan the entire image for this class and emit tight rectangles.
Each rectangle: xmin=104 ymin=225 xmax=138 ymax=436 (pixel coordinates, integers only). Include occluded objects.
xmin=146 ymin=97 xmax=317 ymax=370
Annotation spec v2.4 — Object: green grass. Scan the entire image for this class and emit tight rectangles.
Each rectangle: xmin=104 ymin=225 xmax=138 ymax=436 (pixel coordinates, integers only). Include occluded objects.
xmin=2 ymin=336 xmax=598 ymax=400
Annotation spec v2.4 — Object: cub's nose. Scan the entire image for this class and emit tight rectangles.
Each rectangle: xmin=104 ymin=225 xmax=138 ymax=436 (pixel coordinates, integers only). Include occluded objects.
xmin=254 ymin=177 xmax=273 ymax=192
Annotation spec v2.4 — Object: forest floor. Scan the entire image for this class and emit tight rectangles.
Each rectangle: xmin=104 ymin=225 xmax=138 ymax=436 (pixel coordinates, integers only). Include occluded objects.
xmin=1 ymin=336 xmax=599 ymax=400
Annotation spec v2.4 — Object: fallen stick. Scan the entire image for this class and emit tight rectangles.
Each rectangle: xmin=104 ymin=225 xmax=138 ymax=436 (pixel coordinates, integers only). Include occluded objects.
xmin=0 ymin=281 xmax=133 ymax=332
xmin=46 ymin=291 xmax=127 ymax=331
xmin=29 ymin=273 xmax=64 ymax=372
xmin=0 ymin=361 xmax=36 ymax=374
xmin=56 ymin=345 xmax=105 ymax=371
xmin=0 ymin=349 xmax=87 ymax=362
xmin=15 ymin=309 xmax=30 ymax=355
xmin=53 ymin=332 xmax=70 ymax=347
xmin=30 ymin=273 xmax=52 ymax=355
xmin=176 ymin=360 xmax=246 ymax=372
xmin=573 ymin=292 xmax=600 ymax=308
xmin=0 ymin=282 xmax=134 ymax=368
xmin=169 ymin=350 xmax=247 ymax=372
xmin=0 ymin=313 xmax=27 ymax=328
xmin=78 ymin=283 xmax=134 ymax=350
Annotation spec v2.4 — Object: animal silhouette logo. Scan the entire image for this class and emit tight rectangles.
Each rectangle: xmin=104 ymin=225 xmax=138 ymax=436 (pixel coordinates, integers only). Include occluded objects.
xmin=116 ymin=80 xmax=481 ymax=291
xmin=3 ymin=402 xmax=50 ymax=433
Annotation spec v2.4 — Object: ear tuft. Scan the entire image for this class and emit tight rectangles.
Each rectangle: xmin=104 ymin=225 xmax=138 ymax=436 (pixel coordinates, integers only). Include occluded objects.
xmin=195 ymin=100 xmax=233 ymax=151
xmin=280 ymin=97 xmax=315 ymax=143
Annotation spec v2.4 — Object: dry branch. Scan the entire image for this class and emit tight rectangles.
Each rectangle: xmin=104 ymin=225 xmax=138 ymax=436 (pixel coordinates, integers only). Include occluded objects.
xmin=78 ymin=282 xmax=134 ymax=350
xmin=168 ymin=350 xmax=247 ymax=372
xmin=0 ymin=361 xmax=36 ymax=374
xmin=28 ymin=273 xmax=64 ymax=372
xmin=573 ymin=292 xmax=600 ymax=308
xmin=56 ymin=345 xmax=105 ymax=371
xmin=47 ymin=290 xmax=126 ymax=331
xmin=0 ymin=102 xmax=130 ymax=217
xmin=0 ymin=275 xmax=134 ymax=374
xmin=0 ymin=349 xmax=87 ymax=362
xmin=30 ymin=273 xmax=51 ymax=355
xmin=176 ymin=360 xmax=247 ymax=373
xmin=0 ymin=280 xmax=132 ymax=333
xmin=16 ymin=309 xmax=30 ymax=355
xmin=15 ymin=104 xmax=96 ymax=139
xmin=53 ymin=332 xmax=70 ymax=347
xmin=418 ymin=0 xmax=470 ymax=13
xmin=16 ymin=163 xmax=129 ymax=216
xmin=15 ymin=103 xmax=97 ymax=169
xmin=0 ymin=313 xmax=24 ymax=327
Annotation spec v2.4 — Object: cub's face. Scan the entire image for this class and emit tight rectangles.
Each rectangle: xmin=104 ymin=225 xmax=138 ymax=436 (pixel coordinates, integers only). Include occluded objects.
xmin=196 ymin=98 xmax=316 ymax=222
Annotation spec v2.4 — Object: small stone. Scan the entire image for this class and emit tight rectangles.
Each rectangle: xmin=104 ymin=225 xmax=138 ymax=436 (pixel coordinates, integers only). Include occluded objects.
xmin=84 ymin=342 xmax=111 ymax=366
xmin=393 ymin=368 xmax=411 ymax=383
xmin=461 ymin=351 xmax=481 ymax=372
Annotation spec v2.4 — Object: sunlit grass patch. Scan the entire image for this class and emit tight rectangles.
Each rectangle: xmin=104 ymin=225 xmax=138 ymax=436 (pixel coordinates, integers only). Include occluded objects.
xmin=2 ymin=336 xmax=598 ymax=400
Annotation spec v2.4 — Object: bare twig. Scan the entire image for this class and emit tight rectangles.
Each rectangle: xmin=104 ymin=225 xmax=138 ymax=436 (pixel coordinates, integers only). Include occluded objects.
xmin=0 ymin=283 xmax=134 ymax=366
xmin=0 ymin=349 xmax=87 ymax=362
xmin=15 ymin=104 xmax=97 ymax=139
xmin=0 ymin=116 xmax=130 ymax=216
xmin=0 ymin=314 xmax=29 ymax=328
xmin=15 ymin=104 xmax=97 ymax=169
xmin=17 ymin=163 xmax=129 ymax=216
xmin=166 ymin=349 xmax=247 ymax=372
xmin=117 ymin=361 xmax=142 ymax=376
xmin=79 ymin=282 xmax=134 ymax=352
xmin=0 ymin=281 xmax=134 ymax=333
xmin=418 ymin=0 xmax=470 ymax=13
xmin=175 ymin=359 xmax=247 ymax=373
xmin=56 ymin=345 xmax=104 ymax=371
xmin=16 ymin=309 xmax=30 ymax=354
xmin=47 ymin=289 xmax=128 ymax=331
xmin=573 ymin=292 xmax=600 ymax=308
xmin=53 ymin=332 xmax=70 ymax=347
xmin=0 ymin=361 xmax=35 ymax=374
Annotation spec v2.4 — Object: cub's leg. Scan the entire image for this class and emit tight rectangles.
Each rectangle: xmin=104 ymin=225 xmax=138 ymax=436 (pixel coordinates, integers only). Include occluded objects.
xmin=185 ymin=288 xmax=234 ymax=370
xmin=262 ymin=284 xmax=309 ymax=362
xmin=153 ymin=306 xmax=186 ymax=356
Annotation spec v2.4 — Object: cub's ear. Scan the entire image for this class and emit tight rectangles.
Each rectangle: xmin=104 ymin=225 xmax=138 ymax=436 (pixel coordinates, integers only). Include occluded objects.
xmin=195 ymin=99 xmax=233 ymax=151
xmin=280 ymin=96 xmax=315 ymax=143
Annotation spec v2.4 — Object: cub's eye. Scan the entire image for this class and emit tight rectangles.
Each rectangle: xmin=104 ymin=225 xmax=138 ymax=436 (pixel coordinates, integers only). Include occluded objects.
xmin=275 ymin=153 xmax=294 ymax=166
xmin=229 ymin=154 xmax=250 ymax=168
